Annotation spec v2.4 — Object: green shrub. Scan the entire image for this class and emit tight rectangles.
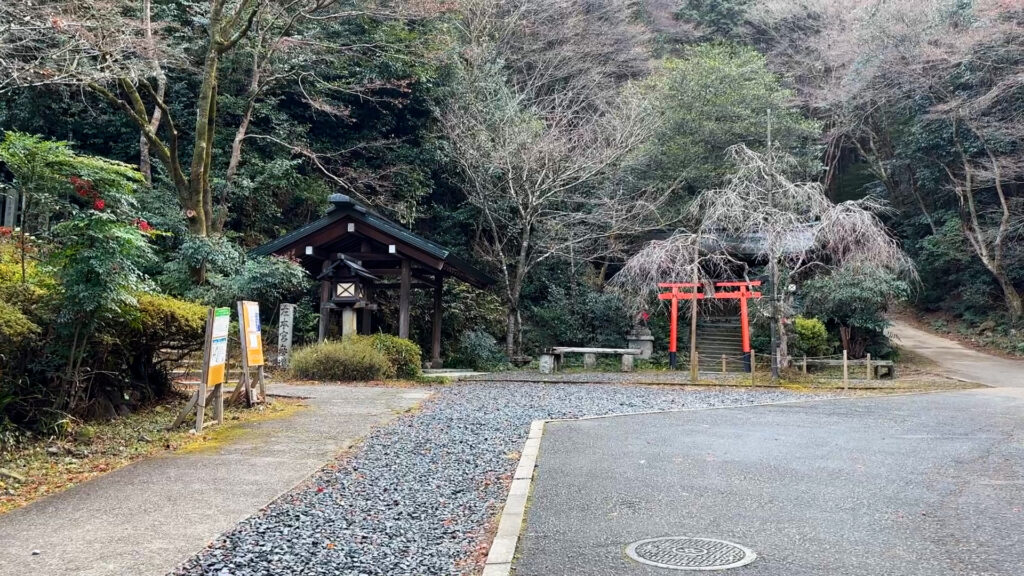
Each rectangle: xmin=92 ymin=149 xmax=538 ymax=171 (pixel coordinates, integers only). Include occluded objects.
xmin=132 ymin=293 xmax=207 ymax=346
xmin=449 ymin=330 xmax=510 ymax=371
xmin=792 ymin=316 xmax=832 ymax=357
xmin=527 ymin=280 xmax=630 ymax=351
xmin=135 ymin=293 xmax=208 ymax=342
xmin=0 ymin=300 xmax=39 ymax=355
xmin=290 ymin=339 xmax=392 ymax=381
xmin=119 ymin=293 xmax=208 ymax=400
xmin=367 ymin=333 xmax=422 ymax=379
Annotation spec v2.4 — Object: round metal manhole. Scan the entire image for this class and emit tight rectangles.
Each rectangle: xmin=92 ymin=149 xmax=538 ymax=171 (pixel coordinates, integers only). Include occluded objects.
xmin=625 ymin=536 xmax=756 ymax=571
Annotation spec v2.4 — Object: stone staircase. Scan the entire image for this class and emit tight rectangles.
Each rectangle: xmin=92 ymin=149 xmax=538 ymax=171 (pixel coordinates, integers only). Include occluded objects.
xmin=681 ymin=318 xmax=746 ymax=372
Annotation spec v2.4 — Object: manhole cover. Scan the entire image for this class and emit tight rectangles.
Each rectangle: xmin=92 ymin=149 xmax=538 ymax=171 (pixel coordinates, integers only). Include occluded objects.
xmin=625 ymin=537 xmax=756 ymax=571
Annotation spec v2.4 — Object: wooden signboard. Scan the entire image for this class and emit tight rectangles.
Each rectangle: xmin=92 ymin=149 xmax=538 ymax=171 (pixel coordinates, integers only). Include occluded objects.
xmin=236 ymin=301 xmax=267 ymax=406
xmin=172 ymin=307 xmax=231 ymax=432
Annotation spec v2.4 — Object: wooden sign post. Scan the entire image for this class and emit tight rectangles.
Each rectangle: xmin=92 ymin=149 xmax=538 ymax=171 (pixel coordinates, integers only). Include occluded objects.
xmin=235 ymin=301 xmax=267 ymax=406
xmin=172 ymin=307 xmax=230 ymax=432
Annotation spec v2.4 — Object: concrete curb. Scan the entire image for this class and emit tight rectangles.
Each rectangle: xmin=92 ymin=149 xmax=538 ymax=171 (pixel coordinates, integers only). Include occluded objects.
xmin=481 ymin=419 xmax=545 ymax=576
xmin=479 ymin=390 xmax=956 ymax=575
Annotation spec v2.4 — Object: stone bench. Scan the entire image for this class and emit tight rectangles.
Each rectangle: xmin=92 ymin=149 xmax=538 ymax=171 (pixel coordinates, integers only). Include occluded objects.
xmin=539 ymin=347 xmax=643 ymax=374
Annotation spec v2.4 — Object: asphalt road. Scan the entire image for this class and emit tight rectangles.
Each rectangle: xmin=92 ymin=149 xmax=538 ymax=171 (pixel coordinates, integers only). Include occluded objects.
xmin=888 ymin=320 xmax=1022 ymax=387
xmin=514 ymin=389 xmax=1024 ymax=576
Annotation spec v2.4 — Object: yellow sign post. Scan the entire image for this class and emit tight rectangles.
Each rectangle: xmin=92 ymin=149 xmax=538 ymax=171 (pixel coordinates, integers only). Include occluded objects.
xmin=235 ymin=301 xmax=266 ymax=406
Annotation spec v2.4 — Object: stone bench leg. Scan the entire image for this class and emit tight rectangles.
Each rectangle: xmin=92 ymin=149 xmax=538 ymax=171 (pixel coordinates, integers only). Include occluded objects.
xmin=583 ymin=353 xmax=597 ymax=370
xmin=539 ymin=354 xmax=556 ymax=374
xmin=621 ymin=354 xmax=634 ymax=373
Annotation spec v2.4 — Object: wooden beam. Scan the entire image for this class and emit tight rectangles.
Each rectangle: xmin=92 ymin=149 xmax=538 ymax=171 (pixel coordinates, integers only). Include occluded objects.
xmin=373 ymin=281 xmax=434 ymax=290
xmin=431 ymin=275 xmax=443 ymax=368
xmin=399 ymin=259 xmax=411 ymax=339
xmin=335 ymin=252 xmax=402 ymax=261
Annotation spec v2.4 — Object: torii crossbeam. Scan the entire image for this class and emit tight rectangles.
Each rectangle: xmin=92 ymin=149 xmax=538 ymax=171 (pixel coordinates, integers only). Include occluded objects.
xmin=658 ymin=281 xmax=763 ymax=369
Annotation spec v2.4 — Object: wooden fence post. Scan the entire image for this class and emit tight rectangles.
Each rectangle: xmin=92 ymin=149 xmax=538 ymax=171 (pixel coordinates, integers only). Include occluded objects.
xmin=721 ymin=354 xmax=727 ymax=374
xmin=750 ymin=350 xmax=755 ymax=384
xmin=802 ymin=355 xmax=808 ymax=375
xmin=866 ymin=353 xmax=872 ymax=381
xmin=691 ymin=350 xmax=699 ymax=383
xmin=842 ymin=349 xmax=849 ymax=390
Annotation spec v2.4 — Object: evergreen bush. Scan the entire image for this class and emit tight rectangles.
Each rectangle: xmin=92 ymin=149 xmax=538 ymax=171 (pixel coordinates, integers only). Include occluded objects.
xmin=367 ymin=333 xmax=422 ymax=379
xmin=290 ymin=339 xmax=392 ymax=382
xmin=791 ymin=316 xmax=832 ymax=357
xmin=449 ymin=330 xmax=510 ymax=371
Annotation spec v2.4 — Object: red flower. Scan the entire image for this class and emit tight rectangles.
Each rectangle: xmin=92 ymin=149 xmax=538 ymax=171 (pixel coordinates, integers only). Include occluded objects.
xmin=0 ymin=227 xmax=12 ymax=237
xmin=134 ymin=219 xmax=152 ymax=232
xmin=93 ymin=198 xmax=105 ymax=211
xmin=71 ymin=176 xmax=97 ymax=199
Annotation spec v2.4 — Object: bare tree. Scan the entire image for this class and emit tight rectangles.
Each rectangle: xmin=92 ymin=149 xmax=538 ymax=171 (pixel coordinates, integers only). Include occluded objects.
xmin=444 ymin=0 xmax=670 ymax=356
xmin=612 ymin=144 xmax=915 ymax=373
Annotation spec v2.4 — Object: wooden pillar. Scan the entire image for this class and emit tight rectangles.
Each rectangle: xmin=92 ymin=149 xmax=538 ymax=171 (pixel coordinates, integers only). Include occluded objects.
xmin=668 ymin=288 xmax=678 ymax=369
xmin=750 ymin=350 xmax=756 ymax=382
xmin=843 ymin=349 xmax=849 ymax=390
xmin=318 ymin=281 xmax=331 ymax=342
xmin=359 ymin=240 xmax=373 ymax=336
xmin=361 ymin=283 xmax=373 ymax=335
xmin=431 ymin=274 xmax=443 ymax=368
xmin=399 ymin=259 xmax=411 ymax=339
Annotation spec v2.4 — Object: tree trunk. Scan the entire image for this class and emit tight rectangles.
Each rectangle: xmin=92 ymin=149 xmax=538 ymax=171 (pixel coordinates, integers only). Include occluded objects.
xmin=186 ymin=47 xmax=221 ymax=236
xmin=995 ymin=270 xmax=1024 ymax=324
xmin=777 ymin=314 xmax=789 ymax=369
xmin=226 ymin=51 xmax=261 ymax=184
xmin=506 ymin=308 xmax=517 ymax=358
xmin=139 ymin=0 xmax=166 ymax=185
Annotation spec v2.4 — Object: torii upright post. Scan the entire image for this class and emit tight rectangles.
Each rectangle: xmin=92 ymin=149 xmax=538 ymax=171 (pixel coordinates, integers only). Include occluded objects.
xmin=659 ymin=281 xmax=762 ymax=374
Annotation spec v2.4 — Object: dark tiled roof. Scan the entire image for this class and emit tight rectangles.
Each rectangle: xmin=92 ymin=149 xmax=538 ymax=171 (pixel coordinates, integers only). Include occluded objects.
xmin=252 ymin=194 xmax=494 ymax=288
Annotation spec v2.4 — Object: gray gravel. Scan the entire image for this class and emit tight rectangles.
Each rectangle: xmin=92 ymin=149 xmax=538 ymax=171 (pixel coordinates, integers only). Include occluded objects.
xmin=172 ymin=382 xmax=827 ymax=576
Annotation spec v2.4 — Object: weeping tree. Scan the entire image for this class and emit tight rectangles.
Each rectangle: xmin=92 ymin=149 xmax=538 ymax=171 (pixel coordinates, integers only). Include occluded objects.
xmin=612 ymin=144 xmax=915 ymax=375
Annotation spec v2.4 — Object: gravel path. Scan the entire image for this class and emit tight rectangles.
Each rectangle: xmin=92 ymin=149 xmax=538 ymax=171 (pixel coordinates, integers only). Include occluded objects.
xmin=172 ymin=382 xmax=828 ymax=576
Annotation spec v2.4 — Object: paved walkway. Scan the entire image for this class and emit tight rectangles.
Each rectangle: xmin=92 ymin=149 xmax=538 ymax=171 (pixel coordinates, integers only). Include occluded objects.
xmin=516 ymin=390 xmax=1024 ymax=576
xmin=0 ymin=384 xmax=430 ymax=576
xmin=889 ymin=320 xmax=1022 ymax=387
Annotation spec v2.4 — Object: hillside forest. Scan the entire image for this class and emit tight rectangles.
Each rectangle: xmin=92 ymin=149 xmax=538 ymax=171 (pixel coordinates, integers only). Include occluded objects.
xmin=0 ymin=0 xmax=1022 ymax=433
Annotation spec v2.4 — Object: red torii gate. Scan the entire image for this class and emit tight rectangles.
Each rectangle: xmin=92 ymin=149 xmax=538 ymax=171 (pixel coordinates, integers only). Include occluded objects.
xmin=658 ymin=281 xmax=763 ymax=369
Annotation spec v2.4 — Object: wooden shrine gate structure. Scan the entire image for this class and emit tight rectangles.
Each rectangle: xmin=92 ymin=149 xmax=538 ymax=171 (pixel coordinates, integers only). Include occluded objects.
xmin=658 ymin=281 xmax=763 ymax=370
